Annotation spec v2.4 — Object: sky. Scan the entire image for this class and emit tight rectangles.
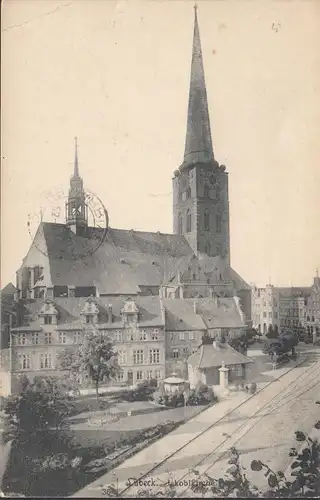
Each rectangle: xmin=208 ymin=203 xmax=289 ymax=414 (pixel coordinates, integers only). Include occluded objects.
xmin=1 ymin=0 xmax=320 ymax=288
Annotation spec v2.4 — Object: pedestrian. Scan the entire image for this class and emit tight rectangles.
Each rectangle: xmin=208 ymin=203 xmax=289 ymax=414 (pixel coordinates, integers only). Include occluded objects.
xmin=250 ymin=382 xmax=257 ymax=394
xmin=313 ymin=330 xmax=317 ymax=345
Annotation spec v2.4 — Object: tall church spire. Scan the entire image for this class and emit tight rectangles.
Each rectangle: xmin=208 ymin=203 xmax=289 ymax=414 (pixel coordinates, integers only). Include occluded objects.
xmin=182 ymin=4 xmax=214 ymax=169
xmin=73 ymin=136 xmax=79 ymax=177
xmin=66 ymin=137 xmax=88 ymax=234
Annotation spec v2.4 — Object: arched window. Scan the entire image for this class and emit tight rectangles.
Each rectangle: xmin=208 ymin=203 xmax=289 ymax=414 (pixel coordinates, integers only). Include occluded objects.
xmin=204 ymin=209 xmax=210 ymax=231
xmin=186 ymin=210 xmax=192 ymax=233
xmin=205 ymin=243 xmax=211 ymax=255
xmin=186 ymin=187 xmax=191 ymax=199
xmin=178 ymin=214 xmax=183 ymax=234
xmin=216 ymin=213 xmax=222 ymax=233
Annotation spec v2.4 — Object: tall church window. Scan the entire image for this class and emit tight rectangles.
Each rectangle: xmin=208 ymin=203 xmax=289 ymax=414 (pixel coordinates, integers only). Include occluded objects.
xmin=178 ymin=214 xmax=183 ymax=234
xmin=204 ymin=209 xmax=210 ymax=231
xmin=216 ymin=213 xmax=222 ymax=233
xmin=186 ymin=210 xmax=192 ymax=233
xmin=205 ymin=243 xmax=211 ymax=255
xmin=186 ymin=187 xmax=191 ymax=199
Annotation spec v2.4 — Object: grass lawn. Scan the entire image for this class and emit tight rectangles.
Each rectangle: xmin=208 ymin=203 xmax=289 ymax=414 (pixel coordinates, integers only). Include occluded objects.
xmin=2 ymin=394 xmax=212 ymax=497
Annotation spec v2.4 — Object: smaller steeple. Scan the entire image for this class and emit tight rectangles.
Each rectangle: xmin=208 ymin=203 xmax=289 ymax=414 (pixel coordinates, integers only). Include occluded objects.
xmin=66 ymin=137 xmax=88 ymax=234
xmin=73 ymin=136 xmax=79 ymax=178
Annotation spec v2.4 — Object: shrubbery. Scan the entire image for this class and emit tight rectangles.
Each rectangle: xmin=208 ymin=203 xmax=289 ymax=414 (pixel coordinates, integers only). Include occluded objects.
xmin=152 ymin=382 xmax=216 ymax=407
xmin=187 ymin=382 xmax=216 ymax=406
xmin=122 ymin=379 xmax=158 ymax=402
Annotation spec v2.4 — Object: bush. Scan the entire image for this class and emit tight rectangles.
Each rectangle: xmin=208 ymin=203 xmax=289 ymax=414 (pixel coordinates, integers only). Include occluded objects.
xmin=165 ymin=393 xmax=184 ymax=408
xmin=122 ymin=380 xmax=157 ymax=402
xmin=187 ymin=383 xmax=216 ymax=406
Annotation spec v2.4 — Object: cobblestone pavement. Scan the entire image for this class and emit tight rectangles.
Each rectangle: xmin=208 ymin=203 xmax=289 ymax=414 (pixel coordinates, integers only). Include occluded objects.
xmin=73 ymin=346 xmax=320 ymax=498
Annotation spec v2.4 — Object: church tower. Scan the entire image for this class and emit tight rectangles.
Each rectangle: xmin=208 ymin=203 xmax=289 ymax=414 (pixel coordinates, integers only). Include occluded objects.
xmin=65 ymin=137 xmax=88 ymax=235
xmin=173 ymin=5 xmax=230 ymax=264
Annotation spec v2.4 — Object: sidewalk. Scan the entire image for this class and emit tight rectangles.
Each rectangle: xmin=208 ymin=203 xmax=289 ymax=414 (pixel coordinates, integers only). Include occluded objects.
xmin=72 ymin=356 xmax=312 ymax=498
xmin=72 ymin=391 xmax=251 ymax=497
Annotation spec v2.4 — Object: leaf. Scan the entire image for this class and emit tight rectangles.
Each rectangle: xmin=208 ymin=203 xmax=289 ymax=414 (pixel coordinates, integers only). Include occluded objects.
xmin=268 ymin=474 xmax=278 ymax=488
xmin=291 ymin=461 xmax=300 ymax=469
xmin=227 ymin=465 xmax=237 ymax=475
xmin=295 ymin=431 xmax=306 ymax=442
xmin=251 ymin=460 xmax=263 ymax=471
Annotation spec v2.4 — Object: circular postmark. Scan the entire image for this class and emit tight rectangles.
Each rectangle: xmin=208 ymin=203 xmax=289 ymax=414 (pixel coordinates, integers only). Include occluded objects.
xmin=27 ymin=185 xmax=109 ymax=260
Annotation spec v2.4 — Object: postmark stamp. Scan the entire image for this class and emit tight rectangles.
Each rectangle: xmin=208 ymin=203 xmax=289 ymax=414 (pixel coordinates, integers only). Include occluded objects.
xmin=27 ymin=185 xmax=109 ymax=260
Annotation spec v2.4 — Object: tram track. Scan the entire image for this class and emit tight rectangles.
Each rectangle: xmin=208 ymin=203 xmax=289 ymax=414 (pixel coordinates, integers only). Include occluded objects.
xmin=118 ymin=352 xmax=319 ymax=497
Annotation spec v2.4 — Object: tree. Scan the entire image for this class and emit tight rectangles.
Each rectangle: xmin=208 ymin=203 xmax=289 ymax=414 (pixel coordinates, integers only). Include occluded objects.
xmin=57 ymin=331 xmax=120 ymax=400
xmin=3 ymin=375 xmax=73 ymax=443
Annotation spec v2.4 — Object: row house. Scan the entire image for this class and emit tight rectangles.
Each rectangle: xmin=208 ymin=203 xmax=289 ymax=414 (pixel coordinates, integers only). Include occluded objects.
xmin=7 ymin=295 xmax=166 ymax=394
xmin=163 ymin=296 xmax=247 ymax=378
xmin=303 ymin=274 xmax=320 ymax=341
xmin=252 ymin=284 xmax=310 ymax=335
xmin=2 ymin=292 xmax=247 ymax=396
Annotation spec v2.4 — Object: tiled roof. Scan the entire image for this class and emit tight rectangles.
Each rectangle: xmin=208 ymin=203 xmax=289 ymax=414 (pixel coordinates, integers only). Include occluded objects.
xmin=166 ymin=253 xmax=250 ymax=291
xmin=162 ymin=297 xmax=245 ymax=331
xmin=1 ymin=283 xmax=16 ymax=296
xmin=25 ymin=223 xmax=250 ymax=295
xmin=162 ymin=299 xmax=207 ymax=331
xmin=188 ymin=341 xmax=254 ymax=369
xmin=39 ymin=223 xmax=193 ymax=293
xmin=193 ymin=297 xmax=245 ymax=329
xmin=11 ymin=296 xmax=164 ymax=331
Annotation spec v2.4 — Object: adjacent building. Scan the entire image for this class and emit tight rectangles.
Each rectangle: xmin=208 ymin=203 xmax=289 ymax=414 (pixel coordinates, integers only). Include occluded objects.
xmin=304 ymin=273 xmax=320 ymax=342
xmin=252 ymin=284 xmax=310 ymax=336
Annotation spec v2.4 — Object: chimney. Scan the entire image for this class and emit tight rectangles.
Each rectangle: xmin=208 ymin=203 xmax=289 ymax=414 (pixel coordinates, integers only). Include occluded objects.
xmin=214 ymin=294 xmax=219 ymax=307
xmin=193 ymin=300 xmax=197 ymax=314
xmin=107 ymin=304 xmax=113 ymax=324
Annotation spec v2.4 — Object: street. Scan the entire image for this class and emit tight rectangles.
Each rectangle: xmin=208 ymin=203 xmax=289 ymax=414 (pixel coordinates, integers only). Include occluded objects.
xmin=73 ymin=345 xmax=320 ymax=497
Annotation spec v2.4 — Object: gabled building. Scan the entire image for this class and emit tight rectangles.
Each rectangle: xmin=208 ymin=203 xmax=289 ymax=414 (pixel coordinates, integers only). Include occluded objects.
xmin=187 ymin=335 xmax=253 ymax=388
xmin=251 ymin=284 xmax=310 ymax=336
xmin=3 ymin=6 xmax=252 ymax=395
xmin=304 ymin=273 xmax=320 ymax=342
xmin=3 ymin=292 xmax=247 ymax=395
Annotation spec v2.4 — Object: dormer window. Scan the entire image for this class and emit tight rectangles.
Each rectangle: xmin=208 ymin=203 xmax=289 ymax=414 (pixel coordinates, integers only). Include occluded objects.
xmin=121 ymin=298 xmax=139 ymax=326
xmin=80 ymin=297 xmax=99 ymax=325
xmin=39 ymin=298 xmax=58 ymax=326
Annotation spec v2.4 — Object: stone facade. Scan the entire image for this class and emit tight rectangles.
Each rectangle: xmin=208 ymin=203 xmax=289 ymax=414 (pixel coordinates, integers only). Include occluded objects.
xmin=303 ymin=275 xmax=320 ymax=342
xmin=252 ymin=284 xmax=310 ymax=335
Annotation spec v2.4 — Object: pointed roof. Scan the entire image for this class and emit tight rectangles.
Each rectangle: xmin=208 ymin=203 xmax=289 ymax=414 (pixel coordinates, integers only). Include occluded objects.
xmin=1 ymin=282 xmax=16 ymax=296
xmin=73 ymin=136 xmax=79 ymax=178
xmin=188 ymin=340 xmax=253 ymax=369
xmin=182 ymin=5 xmax=214 ymax=169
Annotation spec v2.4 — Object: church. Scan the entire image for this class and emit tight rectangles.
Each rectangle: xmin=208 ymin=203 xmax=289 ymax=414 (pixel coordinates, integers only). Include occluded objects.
xmin=2 ymin=6 xmax=252 ymax=395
